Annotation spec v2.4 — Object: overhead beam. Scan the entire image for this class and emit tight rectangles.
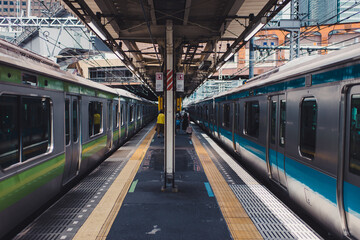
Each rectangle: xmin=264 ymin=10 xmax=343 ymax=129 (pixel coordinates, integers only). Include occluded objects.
xmin=148 ymin=0 xmax=157 ymax=25
xmin=183 ymin=0 xmax=192 ymax=25
xmin=199 ymin=40 xmax=214 ymax=62
xmin=220 ymin=0 xmax=246 ymax=35
xmin=119 ymin=25 xmax=219 ymax=40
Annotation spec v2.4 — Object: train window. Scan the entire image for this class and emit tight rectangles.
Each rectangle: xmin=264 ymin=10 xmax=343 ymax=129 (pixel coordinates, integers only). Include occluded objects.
xmin=22 ymin=97 xmax=51 ymax=161
xmin=234 ymin=103 xmax=238 ymax=131
xmin=65 ymin=100 xmax=70 ymax=145
xmin=245 ymin=101 xmax=259 ymax=138
xmin=300 ymin=97 xmax=317 ymax=159
xmin=0 ymin=95 xmax=19 ymax=169
xmin=205 ymin=106 xmax=209 ymax=121
xmin=22 ymin=73 xmax=37 ymax=86
xmin=73 ymin=100 xmax=78 ymax=142
xmin=121 ymin=105 xmax=124 ymax=126
xmin=137 ymin=106 xmax=141 ymax=119
xmin=349 ymin=95 xmax=360 ymax=175
xmin=223 ymin=103 xmax=231 ymax=128
xmin=279 ymin=100 xmax=286 ymax=147
xmin=270 ymin=101 xmax=276 ymax=144
xmin=89 ymin=101 xmax=102 ymax=137
xmin=114 ymin=104 xmax=119 ymax=128
xmin=130 ymin=105 xmax=134 ymax=122
xmin=107 ymin=102 xmax=111 ymax=130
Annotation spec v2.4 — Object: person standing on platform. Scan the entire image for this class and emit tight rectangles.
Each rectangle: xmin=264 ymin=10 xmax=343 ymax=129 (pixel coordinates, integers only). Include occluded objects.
xmin=175 ymin=111 xmax=181 ymax=133
xmin=156 ymin=110 xmax=165 ymax=138
xmin=182 ymin=112 xmax=189 ymax=134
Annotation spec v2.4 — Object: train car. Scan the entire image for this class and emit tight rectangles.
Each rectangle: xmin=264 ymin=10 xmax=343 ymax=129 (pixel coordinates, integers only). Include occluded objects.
xmin=188 ymin=44 xmax=360 ymax=240
xmin=0 ymin=39 xmax=156 ymax=238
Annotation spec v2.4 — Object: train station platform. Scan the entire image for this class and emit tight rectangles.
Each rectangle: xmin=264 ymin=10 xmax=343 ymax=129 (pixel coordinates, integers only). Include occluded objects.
xmin=13 ymin=123 xmax=322 ymax=240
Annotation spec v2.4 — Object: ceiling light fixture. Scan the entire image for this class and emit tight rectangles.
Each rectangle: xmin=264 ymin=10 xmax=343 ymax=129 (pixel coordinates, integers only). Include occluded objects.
xmin=114 ymin=51 xmax=124 ymax=60
xmin=88 ymin=21 xmax=107 ymax=41
xmin=224 ymin=52 xmax=234 ymax=61
xmin=244 ymin=22 xmax=265 ymax=42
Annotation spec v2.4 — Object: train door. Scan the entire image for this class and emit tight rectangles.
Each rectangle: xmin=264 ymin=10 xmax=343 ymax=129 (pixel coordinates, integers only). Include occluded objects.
xmin=113 ymin=102 xmax=119 ymax=146
xmin=268 ymin=95 xmax=287 ymax=188
xmin=343 ymin=86 xmax=360 ymax=238
xmin=125 ymin=103 xmax=129 ymax=138
xmin=63 ymin=95 xmax=81 ymax=185
xmin=232 ymin=102 xmax=236 ymax=150
xmin=216 ymin=103 xmax=220 ymax=138
xmin=106 ymin=100 xmax=113 ymax=150
xmin=120 ymin=103 xmax=125 ymax=140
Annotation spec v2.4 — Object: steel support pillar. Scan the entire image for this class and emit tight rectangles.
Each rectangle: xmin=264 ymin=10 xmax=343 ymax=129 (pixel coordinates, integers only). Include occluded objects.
xmin=249 ymin=37 xmax=254 ymax=79
xmin=162 ymin=20 xmax=177 ymax=192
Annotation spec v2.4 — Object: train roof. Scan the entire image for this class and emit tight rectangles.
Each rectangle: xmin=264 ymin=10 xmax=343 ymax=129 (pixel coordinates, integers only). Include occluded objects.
xmin=213 ymin=43 xmax=360 ymax=100
xmin=115 ymin=88 xmax=155 ymax=104
xmin=0 ymin=39 xmax=149 ymax=102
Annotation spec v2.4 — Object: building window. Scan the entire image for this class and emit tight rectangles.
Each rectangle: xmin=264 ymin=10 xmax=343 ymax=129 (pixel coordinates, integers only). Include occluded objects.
xmin=22 ymin=1 xmax=26 ymax=5
xmin=9 ymin=1 xmax=13 ymax=5
xmin=300 ymin=97 xmax=317 ymax=159
xmin=223 ymin=103 xmax=230 ymax=128
xmin=3 ymin=1 xmax=8 ymax=5
xmin=9 ymin=7 xmax=13 ymax=12
xmin=4 ymin=8 xmax=8 ymax=12
xmin=245 ymin=101 xmax=259 ymax=138
xmin=89 ymin=101 xmax=102 ymax=136
xmin=88 ymin=67 xmax=133 ymax=82
xmin=349 ymin=94 xmax=360 ymax=175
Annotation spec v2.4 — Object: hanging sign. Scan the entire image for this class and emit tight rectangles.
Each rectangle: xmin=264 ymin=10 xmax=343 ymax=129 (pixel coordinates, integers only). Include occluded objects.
xmin=156 ymin=72 xmax=163 ymax=92
xmin=176 ymin=72 xmax=184 ymax=92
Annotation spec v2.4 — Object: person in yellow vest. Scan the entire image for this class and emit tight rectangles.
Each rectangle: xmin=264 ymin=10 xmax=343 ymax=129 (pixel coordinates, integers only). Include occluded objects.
xmin=156 ymin=110 xmax=165 ymax=138
xmin=94 ymin=112 xmax=101 ymax=134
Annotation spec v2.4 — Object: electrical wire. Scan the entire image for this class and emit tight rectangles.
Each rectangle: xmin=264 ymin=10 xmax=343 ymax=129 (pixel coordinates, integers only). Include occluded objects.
xmin=223 ymin=3 xmax=360 ymax=81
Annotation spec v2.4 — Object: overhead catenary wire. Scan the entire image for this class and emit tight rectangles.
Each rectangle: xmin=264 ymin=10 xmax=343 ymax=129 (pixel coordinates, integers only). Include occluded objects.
xmin=222 ymin=2 xmax=360 ymax=81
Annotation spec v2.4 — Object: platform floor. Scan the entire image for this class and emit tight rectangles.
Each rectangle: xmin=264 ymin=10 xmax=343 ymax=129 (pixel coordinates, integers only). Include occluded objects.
xmin=14 ymin=123 xmax=322 ymax=240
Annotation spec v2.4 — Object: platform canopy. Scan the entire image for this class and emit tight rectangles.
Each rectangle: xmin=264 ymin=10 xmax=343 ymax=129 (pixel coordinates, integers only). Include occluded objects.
xmin=62 ymin=0 xmax=290 ymax=96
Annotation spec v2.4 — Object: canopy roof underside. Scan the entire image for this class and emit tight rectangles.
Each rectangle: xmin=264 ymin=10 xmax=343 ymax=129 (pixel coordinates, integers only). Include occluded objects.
xmin=63 ymin=0 xmax=289 ymax=96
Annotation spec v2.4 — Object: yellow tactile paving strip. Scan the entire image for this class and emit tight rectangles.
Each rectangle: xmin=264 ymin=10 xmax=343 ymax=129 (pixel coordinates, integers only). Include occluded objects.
xmin=192 ymin=134 xmax=263 ymax=240
xmin=74 ymin=127 xmax=156 ymax=240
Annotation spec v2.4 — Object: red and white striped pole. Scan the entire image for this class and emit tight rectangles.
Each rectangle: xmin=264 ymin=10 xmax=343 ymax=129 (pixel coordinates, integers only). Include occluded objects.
xmin=163 ymin=19 xmax=176 ymax=191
